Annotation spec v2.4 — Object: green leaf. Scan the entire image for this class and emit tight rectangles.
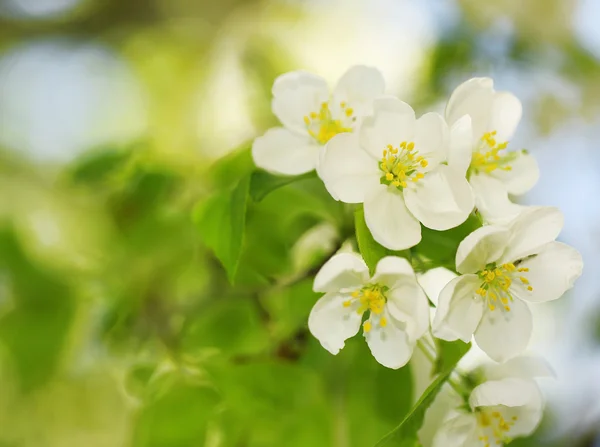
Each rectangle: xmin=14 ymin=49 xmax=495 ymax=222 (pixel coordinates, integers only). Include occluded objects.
xmin=415 ymin=213 xmax=482 ymax=269
xmin=374 ymin=341 xmax=471 ymax=447
xmin=249 ymin=169 xmax=317 ymax=202
xmin=0 ymin=229 xmax=76 ymax=392
xmin=67 ymin=146 xmax=130 ymax=184
xmin=181 ymin=298 xmax=269 ymax=358
xmin=132 ymin=374 xmax=220 ymax=447
xmin=434 ymin=339 xmax=471 ymax=375
xmin=355 ymin=205 xmax=389 ymax=275
xmin=193 ymin=175 xmax=250 ymax=283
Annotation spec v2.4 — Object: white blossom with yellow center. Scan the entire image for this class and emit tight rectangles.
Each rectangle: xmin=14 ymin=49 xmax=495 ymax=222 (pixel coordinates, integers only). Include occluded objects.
xmin=308 ymin=253 xmax=429 ymax=369
xmin=426 ymin=357 xmax=552 ymax=447
xmin=252 ymin=65 xmax=385 ymax=176
xmin=433 ymin=207 xmax=583 ymax=362
xmin=318 ymin=97 xmax=475 ymax=251
xmin=444 ymin=77 xmax=539 ymax=224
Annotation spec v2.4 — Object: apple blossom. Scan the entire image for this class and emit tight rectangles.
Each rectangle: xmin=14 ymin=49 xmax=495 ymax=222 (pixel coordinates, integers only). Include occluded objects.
xmin=252 ymin=65 xmax=385 ymax=176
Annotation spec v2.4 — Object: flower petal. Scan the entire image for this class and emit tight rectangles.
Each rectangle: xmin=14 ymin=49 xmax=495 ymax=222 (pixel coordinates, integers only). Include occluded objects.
xmin=332 ymin=65 xmax=385 ymax=117
xmin=313 ymin=252 xmax=369 ymax=293
xmin=469 ymin=173 xmax=525 ymax=224
xmin=252 ymin=127 xmax=319 ymax=175
xmin=456 ymin=225 xmax=510 ymax=274
xmin=386 ymin=278 xmax=430 ymax=342
xmin=364 ymin=308 xmax=414 ymax=369
xmin=420 ymin=386 xmax=465 ymax=447
xmin=364 ymin=185 xmax=422 ymax=250
xmin=413 ymin=112 xmax=449 ymax=167
xmin=489 ymin=150 xmax=539 ymax=195
xmin=447 ymin=115 xmax=473 ymax=177
xmin=431 ymin=411 xmax=480 ymax=447
xmin=445 ymin=77 xmax=494 ymax=138
xmin=489 ymin=91 xmax=522 ymax=142
xmin=417 ymin=267 xmax=457 ymax=307
xmin=308 ymin=292 xmax=363 ymax=355
xmin=272 ymin=70 xmax=330 ymax=135
xmin=474 ymin=299 xmax=532 ymax=362
xmin=317 ymin=133 xmax=381 ymax=203
xmin=469 ymin=378 xmax=543 ymax=437
xmin=484 ymin=356 xmax=555 ymax=381
xmin=403 ymin=165 xmax=474 ymax=231
xmin=372 ymin=256 xmax=416 ymax=288
xmin=359 ymin=96 xmax=416 ymax=159
xmin=470 ymin=378 xmax=541 ymax=409
xmin=513 ymin=241 xmax=583 ymax=303
xmin=433 ymin=274 xmax=483 ymax=343
xmin=500 ymin=206 xmax=564 ymax=263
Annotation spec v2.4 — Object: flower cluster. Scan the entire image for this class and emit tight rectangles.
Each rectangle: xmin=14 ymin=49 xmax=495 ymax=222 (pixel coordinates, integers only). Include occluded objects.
xmin=253 ymin=66 xmax=583 ymax=446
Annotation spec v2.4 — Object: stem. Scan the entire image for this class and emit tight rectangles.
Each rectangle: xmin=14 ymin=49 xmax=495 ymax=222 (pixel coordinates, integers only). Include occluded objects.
xmin=417 ymin=339 xmax=436 ymax=363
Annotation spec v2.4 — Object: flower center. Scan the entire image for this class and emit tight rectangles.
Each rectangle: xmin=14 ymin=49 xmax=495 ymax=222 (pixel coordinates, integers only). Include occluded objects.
xmin=303 ymin=101 xmax=354 ymax=144
xmin=343 ymin=284 xmax=388 ymax=333
xmin=476 ymin=409 xmax=518 ymax=447
xmin=470 ymin=130 xmax=516 ymax=174
xmin=475 ymin=263 xmax=533 ymax=312
xmin=379 ymin=141 xmax=428 ymax=190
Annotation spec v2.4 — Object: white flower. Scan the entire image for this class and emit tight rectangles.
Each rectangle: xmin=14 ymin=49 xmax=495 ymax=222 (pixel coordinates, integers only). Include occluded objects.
xmin=429 ymin=357 xmax=552 ymax=447
xmin=252 ymin=65 xmax=385 ymax=176
xmin=318 ymin=97 xmax=474 ymax=250
xmin=445 ymin=77 xmax=539 ymax=224
xmin=433 ymin=207 xmax=583 ymax=362
xmin=308 ymin=253 xmax=429 ymax=369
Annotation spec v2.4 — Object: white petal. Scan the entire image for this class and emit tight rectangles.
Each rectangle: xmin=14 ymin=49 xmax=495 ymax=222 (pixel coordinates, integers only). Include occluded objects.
xmin=413 ymin=112 xmax=449 ymax=167
xmin=470 ymin=378 xmax=541 ymax=408
xmin=500 ymin=206 xmax=564 ymax=263
xmin=403 ymin=165 xmax=474 ymax=231
xmin=386 ymin=278 xmax=430 ymax=342
xmin=364 ymin=186 xmax=422 ymax=250
xmin=313 ymin=252 xmax=369 ymax=293
xmin=469 ymin=378 xmax=543 ymax=437
xmin=489 ymin=150 xmax=539 ymax=195
xmin=417 ymin=267 xmax=457 ymax=307
xmin=420 ymin=386 xmax=465 ymax=447
xmin=364 ymin=309 xmax=413 ymax=369
xmin=332 ymin=65 xmax=385 ymax=117
xmin=317 ymin=133 xmax=381 ymax=203
xmin=372 ymin=256 xmax=415 ymax=288
xmin=469 ymin=173 xmax=525 ymax=224
xmin=359 ymin=96 xmax=416 ymax=159
xmin=484 ymin=356 xmax=555 ymax=381
xmin=272 ymin=70 xmax=330 ymax=135
xmin=489 ymin=91 xmax=522 ymax=142
xmin=447 ymin=115 xmax=473 ymax=177
xmin=445 ymin=77 xmax=494 ymax=138
xmin=252 ymin=127 xmax=319 ymax=175
xmin=431 ymin=411 xmax=479 ymax=447
xmin=433 ymin=274 xmax=483 ymax=343
xmin=513 ymin=241 xmax=583 ymax=303
xmin=455 ymin=225 xmax=510 ymax=274
xmin=474 ymin=299 xmax=532 ymax=363
xmin=308 ymin=292 xmax=363 ymax=355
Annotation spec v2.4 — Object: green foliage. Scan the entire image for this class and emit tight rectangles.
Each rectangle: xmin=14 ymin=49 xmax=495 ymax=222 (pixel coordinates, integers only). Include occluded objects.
xmin=375 ymin=340 xmax=471 ymax=446
xmin=414 ymin=213 xmax=482 ymax=271
xmin=193 ymin=175 xmax=250 ymax=283
xmin=132 ymin=373 xmax=220 ymax=447
xmin=181 ymin=297 xmax=269 ymax=357
xmin=249 ymin=169 xmax=317 ymax=202
xmin=0 ymin=229 xmax=75 ymax=392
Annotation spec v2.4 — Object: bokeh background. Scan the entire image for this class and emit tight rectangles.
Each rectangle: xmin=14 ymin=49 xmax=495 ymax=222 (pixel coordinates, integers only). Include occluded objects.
xmin=1 ymin=0 xmax=599 ymax=446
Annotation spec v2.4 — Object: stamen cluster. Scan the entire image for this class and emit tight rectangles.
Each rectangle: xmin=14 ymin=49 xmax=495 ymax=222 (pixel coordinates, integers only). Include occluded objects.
xmin=380 ymin=141 xmax=428 ymax=189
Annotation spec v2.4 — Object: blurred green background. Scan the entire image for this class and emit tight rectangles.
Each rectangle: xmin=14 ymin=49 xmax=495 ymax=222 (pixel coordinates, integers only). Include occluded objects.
xmin=1 ymin=0 xmax=600 ymax=446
